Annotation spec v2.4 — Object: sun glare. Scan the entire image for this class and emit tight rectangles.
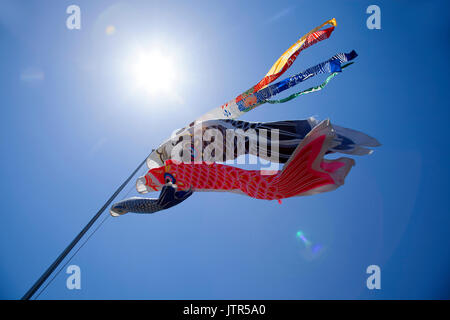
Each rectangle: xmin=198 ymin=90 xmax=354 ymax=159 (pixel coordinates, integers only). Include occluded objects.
xmin=129 ymin=49 xmax=177 ymax=95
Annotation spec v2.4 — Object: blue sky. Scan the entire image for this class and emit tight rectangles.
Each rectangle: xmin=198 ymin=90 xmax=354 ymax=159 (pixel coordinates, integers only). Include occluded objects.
xmin=1 ymin=0 xmax=449 ymax=299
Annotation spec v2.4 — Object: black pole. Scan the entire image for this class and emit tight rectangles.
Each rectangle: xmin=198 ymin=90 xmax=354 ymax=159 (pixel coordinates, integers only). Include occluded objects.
xmin=21 ymin=153 xmax=150 ymax=300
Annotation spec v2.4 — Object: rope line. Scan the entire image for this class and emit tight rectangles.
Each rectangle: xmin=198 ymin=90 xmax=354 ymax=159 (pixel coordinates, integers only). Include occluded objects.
xmin=34 ymin=213 xmax=111 ymax=299
xmin=22 ymin=151 xmax=152 ymax=300
xmin=33 ymin=161 xmax=148 ymax=299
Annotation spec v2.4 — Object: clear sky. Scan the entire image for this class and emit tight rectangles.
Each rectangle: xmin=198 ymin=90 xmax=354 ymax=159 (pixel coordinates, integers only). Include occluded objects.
xmin=1 ymin=0 xmax=449 ymax=299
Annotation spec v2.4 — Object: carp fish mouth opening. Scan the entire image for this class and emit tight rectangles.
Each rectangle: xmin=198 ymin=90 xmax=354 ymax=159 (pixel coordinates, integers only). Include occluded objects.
xmin=110 ymin=202 xmax=129 ymax=217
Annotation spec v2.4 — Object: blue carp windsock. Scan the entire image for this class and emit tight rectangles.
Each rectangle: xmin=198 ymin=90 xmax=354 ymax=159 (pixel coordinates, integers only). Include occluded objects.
xmin=195 ymin=50 xmax=358 ymax=122
xmin=231 ymin=51 xmax=357 ymax=114
xmin=110 ymin=184 xmax=193 ymax=216
xmin=265 ymin=62 xmax=354 ymax=104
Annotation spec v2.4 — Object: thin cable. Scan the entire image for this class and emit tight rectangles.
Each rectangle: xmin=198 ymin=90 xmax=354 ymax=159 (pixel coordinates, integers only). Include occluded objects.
xmin=34 ymin=213 xmax=111 ymax=299
xmin=32 ymin=159 xmax=149 ymax=299
xmin=22 ymin=152 xmax=152 ymax=300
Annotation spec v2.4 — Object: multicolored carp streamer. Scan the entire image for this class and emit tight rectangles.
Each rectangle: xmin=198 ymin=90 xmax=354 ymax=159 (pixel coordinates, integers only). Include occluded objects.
xmin=146 ymin=117 xmax=380 ymax=168
xmin=196 ymin=18 xmax=338 ymax=122
xmin=265 ymin=62 xmax=354 ymax=104
xmin=138 ymin=121 xmax=355 ymax=200
xmin=239 ymin=18 xmax=337 ymax=96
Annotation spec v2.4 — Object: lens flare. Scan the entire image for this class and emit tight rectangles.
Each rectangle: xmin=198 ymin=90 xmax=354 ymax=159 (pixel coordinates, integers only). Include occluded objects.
xmin=296 ymin=231 xmax=312 ymax=247
xmin=105 ymin=25 xmax=116 ymax=35
xmin=295 ymin=230 xmax=325 ymax=261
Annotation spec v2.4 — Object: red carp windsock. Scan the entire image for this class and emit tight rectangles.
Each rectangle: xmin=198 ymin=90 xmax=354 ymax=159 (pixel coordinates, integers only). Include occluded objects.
xmin=138 ymin=120 xmax=355 ymax=200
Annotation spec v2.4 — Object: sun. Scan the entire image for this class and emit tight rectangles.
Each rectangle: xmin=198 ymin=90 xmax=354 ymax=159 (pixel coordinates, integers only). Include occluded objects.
xmin=128 ymin=48 xmax=177 ymax=95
